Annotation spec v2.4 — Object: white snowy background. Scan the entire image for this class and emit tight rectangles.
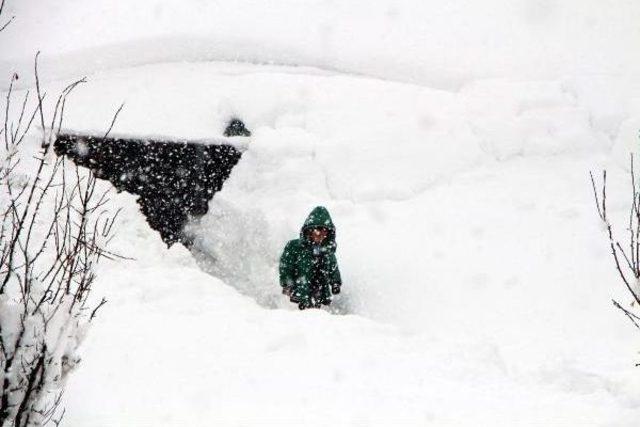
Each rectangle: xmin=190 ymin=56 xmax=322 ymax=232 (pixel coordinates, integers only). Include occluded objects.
xmin=2 ymin=0 xmax=640 ymax=425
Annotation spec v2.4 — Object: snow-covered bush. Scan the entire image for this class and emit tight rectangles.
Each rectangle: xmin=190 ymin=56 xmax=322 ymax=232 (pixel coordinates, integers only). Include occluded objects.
xmin=0 ymin=52 xmax=121 ymax=426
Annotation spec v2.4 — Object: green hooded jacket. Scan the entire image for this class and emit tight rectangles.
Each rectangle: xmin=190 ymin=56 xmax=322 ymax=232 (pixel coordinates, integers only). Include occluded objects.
xmin=279 ymin=206 xmax=342 ymax=303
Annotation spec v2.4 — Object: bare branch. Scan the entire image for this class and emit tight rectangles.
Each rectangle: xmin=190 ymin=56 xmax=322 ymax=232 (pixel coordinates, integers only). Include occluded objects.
xmin=0 ymin=0 xmax=14 ymax=33
xmin=102 ymin=102 xmax=125 ymax=139
xmin=89 ymin=297 xmax=107 ymax=321
xmin=590 ymin=171 xmax=605 ymax=221
xmin=613 ymin=299 xmax=640 ymax=331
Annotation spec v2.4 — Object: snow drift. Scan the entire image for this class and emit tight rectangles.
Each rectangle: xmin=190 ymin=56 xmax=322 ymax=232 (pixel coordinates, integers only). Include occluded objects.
xmin=2 ymin=0 xmax=640 ymax=424
xmin=2 ymin=0 xmax=640 ymax=90
xmin=6 ymin=60 xmax=632 ymax=424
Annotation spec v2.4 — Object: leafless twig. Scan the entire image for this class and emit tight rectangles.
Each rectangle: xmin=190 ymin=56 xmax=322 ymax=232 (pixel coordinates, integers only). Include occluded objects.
xmin=0 ymin=0 xmax=15 ymax=33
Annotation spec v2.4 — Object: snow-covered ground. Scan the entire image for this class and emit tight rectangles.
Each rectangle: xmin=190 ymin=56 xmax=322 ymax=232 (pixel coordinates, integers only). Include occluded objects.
xmin=3 ymin=0 xmax=640 ymax=90
xmin=3 ymin=1 xmax=640 ymax=425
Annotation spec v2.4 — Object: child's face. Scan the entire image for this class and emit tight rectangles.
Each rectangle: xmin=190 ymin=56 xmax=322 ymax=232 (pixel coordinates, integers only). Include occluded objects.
xmin=308 ymin=227 xmax=329 ymax=244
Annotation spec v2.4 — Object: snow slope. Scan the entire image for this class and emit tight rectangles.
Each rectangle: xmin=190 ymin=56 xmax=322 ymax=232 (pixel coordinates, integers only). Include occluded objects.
xmin=2 ymin=0 xmax=640 ymax=90
xmin=3 ymin=1 xmax=640 ymax=425
xmin=3 ymin=61 xmax=632 ymax=425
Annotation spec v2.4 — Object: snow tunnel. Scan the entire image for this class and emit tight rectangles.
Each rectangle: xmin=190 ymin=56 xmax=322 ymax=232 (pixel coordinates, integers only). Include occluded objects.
xmin=53 ymin=119 xmax=250 ymax=246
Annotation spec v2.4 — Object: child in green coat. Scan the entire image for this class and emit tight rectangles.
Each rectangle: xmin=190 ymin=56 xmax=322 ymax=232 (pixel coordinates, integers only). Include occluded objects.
xmin=279 ymin=206 xmax=342 ymax=310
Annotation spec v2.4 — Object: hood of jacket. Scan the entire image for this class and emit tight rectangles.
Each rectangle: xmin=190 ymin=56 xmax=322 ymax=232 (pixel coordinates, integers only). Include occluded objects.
xmin=299 ymin=206 xmax=337 ymax=253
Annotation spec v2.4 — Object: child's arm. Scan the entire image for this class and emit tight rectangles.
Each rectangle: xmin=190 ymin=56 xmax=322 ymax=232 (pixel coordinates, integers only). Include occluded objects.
xmin=330 ymin=254 xmax=342 ymax=294
xmin=279 ymin=241 xmax=297 ymax=292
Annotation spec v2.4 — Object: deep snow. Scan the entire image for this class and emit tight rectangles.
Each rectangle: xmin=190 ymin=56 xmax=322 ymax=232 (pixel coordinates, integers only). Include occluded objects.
xmin=2 ymin=1 xmax=640 ymax=425
xmin=2 ymin=0 xmax=640 ymax=90
xmin=5 ymin=61 xmax=632 ymax=425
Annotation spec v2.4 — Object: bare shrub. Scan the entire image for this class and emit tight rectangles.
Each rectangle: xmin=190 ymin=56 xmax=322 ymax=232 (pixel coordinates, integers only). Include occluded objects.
xmin=0 ymin=52 xmax=122 ymax=426
xmin=591 ymin=156 xmax=640 ymax=343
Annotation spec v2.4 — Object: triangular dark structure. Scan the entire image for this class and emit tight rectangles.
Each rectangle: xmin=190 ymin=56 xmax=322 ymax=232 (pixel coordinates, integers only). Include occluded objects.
xmin=54 ymin=120 xmax=248 ymax=246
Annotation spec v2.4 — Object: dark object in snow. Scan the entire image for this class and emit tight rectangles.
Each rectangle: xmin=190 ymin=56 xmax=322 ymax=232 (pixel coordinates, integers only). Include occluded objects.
xmin=279 ymin=206 xmax=342 ymax=310
xmin=224 ymin=118 xmax=251 ymax=137
xmin=54 ymin=127 xmax=245 ymax=247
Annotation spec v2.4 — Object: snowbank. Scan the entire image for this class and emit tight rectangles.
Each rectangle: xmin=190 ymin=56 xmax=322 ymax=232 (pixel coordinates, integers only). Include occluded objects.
xmin=3 ymin=60 xmax=634 ymax=424
xmin=2 ymin=0 xmax=640 ymax=422
xmin=2 ymin=1 xmax=640 ymax=89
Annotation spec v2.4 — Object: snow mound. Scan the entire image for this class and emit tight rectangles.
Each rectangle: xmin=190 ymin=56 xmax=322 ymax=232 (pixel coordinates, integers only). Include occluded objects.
xmin=6 ymin=60 xmax=640 ymax=424
xmin=3 ymin=1 xmax=640 ymax=90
